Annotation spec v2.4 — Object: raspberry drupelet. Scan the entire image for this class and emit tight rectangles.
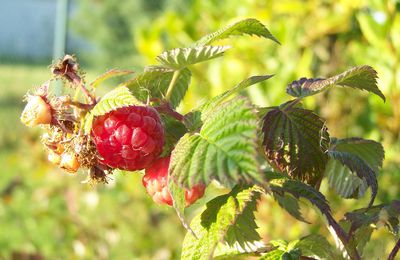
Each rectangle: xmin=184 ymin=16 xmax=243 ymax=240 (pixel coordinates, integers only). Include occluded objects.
xmin=91 ymin=106 xmax=164 ymax=171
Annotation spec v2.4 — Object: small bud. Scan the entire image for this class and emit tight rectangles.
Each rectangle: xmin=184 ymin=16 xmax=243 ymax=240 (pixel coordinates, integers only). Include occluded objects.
xmin=21 ymin=95 xmax=52 ymax=127
xmin=60 ymin=153 xmax=80 ymax=173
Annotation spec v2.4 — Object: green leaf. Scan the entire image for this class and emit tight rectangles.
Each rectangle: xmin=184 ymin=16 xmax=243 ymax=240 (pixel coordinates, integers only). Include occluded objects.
xmin=156 ymin=45 xmax=231 ymax=70
xmin=325 ymin=159 xmax=368 ymax=199
xmin=342 ymin=200 xmax=400 ymax=236
xmin=286 ymin=66 xmax=385 ymax=101
xmin=202 ymin=75 xmax=274 ymax=114
xmin=260 ymin=239 xmax=301 ymax=260
xmin=269 ymin=177 xmax=355 ymax=254
xmin=122 ymin=66 xmax=191 ymax=108
xmin=259 ymin=249 xmax=286 ymax=260
xmin=171 ymin=97 xmax=262 ymax=189
xmin=327 ymin=138 xmax=384 ymax=207
xmin=181 ymin=186 xmax=262 ymax=260
xmin=273 ymin=192 xmax=309 ymax=223
xmin=213 ymin=241 xmax=269 ymax=259
xmin=338 ymin=201 xmax=400 ymax=255
xmin=184 ymin=74 xmax=273 ymax=132
xmin=90 ymin=69 xmax=134 ymax=88
xmin=270 ymin=178 xmax=331 ymax=216
xmin=293 ymin=234 xmax=335 ymax=259
xmin=91 ymin=86 xmax=141 ymax=116
xmin=262 ymin=100 xmax=330 ymax=185
xmin=83 ymin=86 xmax=141 ymax=134
xmin=194 ymin=18 xmax=280 ymax=46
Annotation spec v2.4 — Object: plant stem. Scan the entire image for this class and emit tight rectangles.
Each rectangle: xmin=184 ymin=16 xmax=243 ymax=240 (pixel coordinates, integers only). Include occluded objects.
xmin=326 ymin=214 xmax=361 ymax=260
xmin=165 ymin=69 xmax=181 ymax=101
xmin=388 ymin=238 xmax=400 ymax=260
xmin=155 ymin=103 xmax=185 ymax=122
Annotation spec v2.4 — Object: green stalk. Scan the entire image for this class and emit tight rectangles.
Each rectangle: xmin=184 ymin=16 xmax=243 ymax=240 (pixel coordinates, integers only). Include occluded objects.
xmin=53 ymin=0 xmax=69 ymax=96
xmin=165 ymin=69 xmax=181 ymax=101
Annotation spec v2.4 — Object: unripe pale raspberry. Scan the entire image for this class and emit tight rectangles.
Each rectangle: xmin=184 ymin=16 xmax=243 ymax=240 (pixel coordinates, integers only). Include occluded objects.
xmin=21 ymin=95 xmax=52 ymax=127
xmin=142 ymin=156 xmax=206 ymax=206
xmin=60 ymin=152 xmax=80 ymax=173
xmin=48 ymin=150 xmax=62 ymax=165
xmin=91 ymin=106 xmax=164 ymax=171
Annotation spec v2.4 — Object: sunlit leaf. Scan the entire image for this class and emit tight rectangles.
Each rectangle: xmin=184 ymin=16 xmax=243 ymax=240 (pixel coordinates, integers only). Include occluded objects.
xmin=171 ymin=97 xmax=262 ymax=189
xmin=123 ymin=66 xmax=191 ymax=108
xmin=185 ymin=74 xmax=273 ymax=131
xmin=181 ymin=186 xmax=262 ymax=260
xmin=292 ymin=234 xmax=335 ymax=259
xmin=327 ymin=138 xmax=384 ymax=207
xmin=157 ymin=45 xmax=230 ymax=70
xmin=194 ymin=18 xmax=280 ymax=46
xmin=286 ymin=66 xmax=385 ymax=101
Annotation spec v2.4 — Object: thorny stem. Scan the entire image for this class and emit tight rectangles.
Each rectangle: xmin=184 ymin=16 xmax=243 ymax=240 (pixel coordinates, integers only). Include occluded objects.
xmin=67 ymin=100 xmax=96 ymax=111
xmin=155 ymin=103 xmax=185 ymax=122
xmin=165 ymin=69 xmax=181 ymax=101
xmin=326 ymin=214 xmax=361 ymax=260
xmin=281 ymin=98 xmax=302 ymax=112
xmin=388 ymin=238 xmax=400 ymax=260
xmin=64 ymin=71 xmax=97 ymax=105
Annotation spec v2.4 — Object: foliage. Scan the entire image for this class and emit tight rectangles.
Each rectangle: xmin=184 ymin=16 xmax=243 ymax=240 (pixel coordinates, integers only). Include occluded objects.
xmin=3 ymin=1 xmax=400 ymax=259
xmin=19 ymin=15 xmax=400 ymax=260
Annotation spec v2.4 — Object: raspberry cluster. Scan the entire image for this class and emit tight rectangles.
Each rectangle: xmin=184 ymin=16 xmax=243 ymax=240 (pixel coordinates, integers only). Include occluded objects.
xmin=21 ymin=55 xmax=206 ymax=206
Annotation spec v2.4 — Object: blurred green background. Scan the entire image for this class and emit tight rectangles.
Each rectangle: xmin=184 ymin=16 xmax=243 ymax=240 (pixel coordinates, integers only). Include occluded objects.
xmin=1 ymin=0 xmax=399 ymax=259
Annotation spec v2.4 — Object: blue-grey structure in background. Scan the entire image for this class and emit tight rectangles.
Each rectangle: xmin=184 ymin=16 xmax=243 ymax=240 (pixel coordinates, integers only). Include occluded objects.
xmin=0 ymin=0 xmax=88 ymax=62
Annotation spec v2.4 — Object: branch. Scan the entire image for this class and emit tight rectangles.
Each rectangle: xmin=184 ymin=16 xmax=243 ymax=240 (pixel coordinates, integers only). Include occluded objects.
xmin=388 ymin=238 xmax=400 ymax=260
xmin=326 ymin=214 xmax=361 ymax=260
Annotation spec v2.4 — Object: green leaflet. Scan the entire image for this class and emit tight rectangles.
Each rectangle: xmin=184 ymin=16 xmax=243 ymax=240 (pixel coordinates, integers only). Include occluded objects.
xmin=156 ymin=45 xmax=231 ymax=70
xmin=286 ymin=66 xmax=385 ymax=101
xmin=339 ymin=201 xmax=400 ymax=255
xmin=342 ymin=200 xmax=400 ymax=236
xmin=83 ymin=86 xmax=141 ymax=134
xmin=274 ymin=192 xmax=309 ymax=223
xmin=325 ymin=159 xmax=368 ymax=199
xmin=262 ymin=100 xmax=330 ymax=185
xmin=184 ymin=74 xmax=273 ymax=132
xmin=269 ymin=178 xmax=331 ymax=216
xmin=122 ymin=66 xmax=191 ymax=108
xmin=170 ymin=96 xmax=262 ymax=189
xmin=327 ymin=138 xmax=384 ymax=207
xmin=259 ymin=235 xmax=335 ymax=259
xmin=292 ymin=234 xmax=335 ymax=259
xmin=181 ymin=186 xmax=262 ymax=260
xmin=194 ymin=18 xmax=280 ymax=46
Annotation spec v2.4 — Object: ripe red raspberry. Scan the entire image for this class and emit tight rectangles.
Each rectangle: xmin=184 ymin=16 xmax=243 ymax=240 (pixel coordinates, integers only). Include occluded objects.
xmin=142 ymin=156 xmax=206 ymax=206
xmin=91 ymin=106 xmax=164 ymax=171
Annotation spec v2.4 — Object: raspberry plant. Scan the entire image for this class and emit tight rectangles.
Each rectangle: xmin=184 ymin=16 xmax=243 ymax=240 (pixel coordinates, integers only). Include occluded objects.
xmin=21 ymin=18 xmax=400 ymax=259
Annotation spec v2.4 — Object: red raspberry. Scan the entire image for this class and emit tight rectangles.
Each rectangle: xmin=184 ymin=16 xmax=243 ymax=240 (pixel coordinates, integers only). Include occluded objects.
xmin=91 ymin=106 xmax=164 ymax=171
xmin=142 ymin=156 xmax=206 ymax=206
